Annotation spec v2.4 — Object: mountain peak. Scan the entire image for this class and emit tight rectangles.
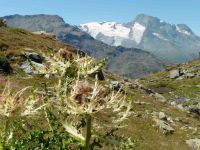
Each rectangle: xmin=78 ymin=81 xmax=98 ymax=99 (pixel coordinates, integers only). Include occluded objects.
xmin=4 ymin=14 xmax=64 ymax=21
xmin=176 ymin=24 xmax=193 ymax=34
xmin=4 ymin=14 xmax=67 ymax=32
xmin=134 ymin=14 xmax=160 ymax=26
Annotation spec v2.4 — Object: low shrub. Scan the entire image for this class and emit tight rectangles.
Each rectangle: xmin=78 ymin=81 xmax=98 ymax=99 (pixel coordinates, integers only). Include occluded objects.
xmin=0 ymin=56 xmax=12 ymax=74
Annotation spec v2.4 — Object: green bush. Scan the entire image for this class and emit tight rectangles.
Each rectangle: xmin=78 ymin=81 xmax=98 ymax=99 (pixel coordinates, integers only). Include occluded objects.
xmin=0 ymin=56 xmax=12 ymax=74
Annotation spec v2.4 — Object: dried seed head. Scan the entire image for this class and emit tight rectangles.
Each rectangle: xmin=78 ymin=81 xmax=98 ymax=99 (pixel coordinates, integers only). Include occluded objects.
xmin=71 ymin=81 xmax=93 ymax=105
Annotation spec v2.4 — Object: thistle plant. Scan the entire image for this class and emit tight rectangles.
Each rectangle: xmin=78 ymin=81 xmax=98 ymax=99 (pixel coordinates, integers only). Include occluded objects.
xmin=0 ymin=83 xmax=45 ymax=149
xmin=37 ymin=52 xmax=133 ymax=149
xmin=0 ymin=51 xmax=134 ymax=149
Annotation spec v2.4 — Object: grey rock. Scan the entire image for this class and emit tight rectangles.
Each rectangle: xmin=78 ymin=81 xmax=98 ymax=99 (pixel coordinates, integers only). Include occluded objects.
xmin=171 ymin=97 xmax=189 ymax=105
xmin=24 ymin=52 xmax=43 ymax=63
xmin=186 ymin=139 xmax=200 ymax=149
xmin=154 ymin=93 xmax=167 ymax=102
xmin=0 ymin=18 xmax=7 ymax=27
xmin=167 ymin=117 xmax=173 ymax=123
xmin=158 ymin=112 xmax=167 ymax=120
xmin=110 ymin=81 xmax=121 ymax=91
xmin=20 ymin=61 xmax=45 ymax=74
xmin=189 ymin=106 xmax=200 ymax=117
xmin=23 ymin=47 xmax=33 ymax=51
xmin=153 ymin=118 xmax=175 ymax=134
xmin=169 ymin=69 xmax=180 ymax=79
xmin=185 ymin=73 xmax=195 ymax=78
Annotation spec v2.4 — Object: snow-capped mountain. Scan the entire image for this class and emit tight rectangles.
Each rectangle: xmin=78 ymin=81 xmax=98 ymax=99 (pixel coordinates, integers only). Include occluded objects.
xmin=80 ymin=21 xmax=145 ymax=46
xmin=80 ymin=14 xmax=200 ymax=63
xmin=79 ymin=18 xmax=146 ymax=47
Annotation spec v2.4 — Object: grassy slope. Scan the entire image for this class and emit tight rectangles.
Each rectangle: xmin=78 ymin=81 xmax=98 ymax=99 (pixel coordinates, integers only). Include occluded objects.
xmin=0 ymin=26 xmax=200 ymax=150
xmin=140 ymin=59 xmax=200 ymax=104
xmin=0 ymin=26 xmax=76 ymax=91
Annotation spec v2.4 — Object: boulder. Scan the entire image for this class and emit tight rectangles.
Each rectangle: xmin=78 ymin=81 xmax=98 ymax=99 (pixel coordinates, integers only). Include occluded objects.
xmin=186 ymin=139 xmax=200 ymax=150
xmin=189 ymin=107 xmax=200 ymax=117
xmin=110 ymin=81 xmax=121 ymax=91
xmin=169 ymin=69 xmax=181 ymax=79
xmin=153 ymin=118 xmax=175 ymax=135
xmin=24 ymin=52 xmax=43 ymax=63
xmin=158 ymin=112 xmax=167 ymax=120
xmin=0 ymin=18 xmax=7 ymax=27
xmin=185 ymin=73 xmax=195 ymax=78
xmin=154 ymin=93 xmax=167 ymax=102
xmin=171 ymin=97 xmax=189 ymax=105
xmin=20 ymin=61 xmax=45 ymax=74
xmin=89 ymin=70 xmax=105 ymax=80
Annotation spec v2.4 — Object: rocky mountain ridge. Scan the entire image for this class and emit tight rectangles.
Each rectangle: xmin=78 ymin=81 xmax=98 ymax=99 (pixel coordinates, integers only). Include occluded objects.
xmin=80 ymin=14 xmax=200 ymax=63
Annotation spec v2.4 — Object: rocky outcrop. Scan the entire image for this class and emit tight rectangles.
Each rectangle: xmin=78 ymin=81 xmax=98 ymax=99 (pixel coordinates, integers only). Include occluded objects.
xmin=20 ymin=52 xmax=45 ymax=74
xmin=152 ymin=112 xmax=174 ymax=135
xmin=153 ymin=118 xmax=174 ymax=134
xmin=24 ymin=52 xmax=44 ymax=63
xmin=169 ymin=69 xmax=181 ymax=79
xmin=169 ymin=64 xmax=200 ymax=79
xmin=0 ymin=18 xmax=7 ymax=27
xmin=32 ymin=31 xmax=56 ymax=39
xmin=20 ymin=61 xmax=45 ymax=74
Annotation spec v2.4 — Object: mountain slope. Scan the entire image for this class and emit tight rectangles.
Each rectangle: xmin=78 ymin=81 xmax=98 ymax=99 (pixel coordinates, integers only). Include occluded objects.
xmin=0 ymin=26 xmax=200 ymax=150
xmin=3 ymin=14 xmax=165 ymax=78
xmin=80 ymin=14 xmax=200 ymax=63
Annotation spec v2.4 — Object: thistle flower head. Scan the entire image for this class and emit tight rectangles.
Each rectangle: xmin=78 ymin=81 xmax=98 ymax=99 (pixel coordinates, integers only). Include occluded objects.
xmin=0 ymin=83 xmax=45 ymax=118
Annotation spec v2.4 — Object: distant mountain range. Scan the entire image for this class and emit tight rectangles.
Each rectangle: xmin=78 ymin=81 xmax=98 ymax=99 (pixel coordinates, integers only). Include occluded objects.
xmin=3 ymin=14 xmax=165 ymax=78
xmin=80 ymin=14 xmax=200 ymax=63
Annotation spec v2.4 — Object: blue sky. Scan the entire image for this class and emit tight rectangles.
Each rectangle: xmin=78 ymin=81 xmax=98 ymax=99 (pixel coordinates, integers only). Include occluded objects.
xmin=1 ymin=0 xmax=200 ymax=35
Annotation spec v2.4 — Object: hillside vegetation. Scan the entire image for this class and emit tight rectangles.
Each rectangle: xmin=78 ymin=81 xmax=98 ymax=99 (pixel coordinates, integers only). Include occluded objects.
xmin=0 ymin=26 xmax=200 ymax=150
